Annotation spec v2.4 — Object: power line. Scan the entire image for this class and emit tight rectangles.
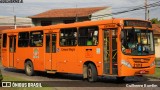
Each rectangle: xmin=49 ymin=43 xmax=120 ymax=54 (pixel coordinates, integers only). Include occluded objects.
xmin=92 ymin=1 xmax=160 ymax=18
xmin=112 ymin=1 xmax=160 ymax=15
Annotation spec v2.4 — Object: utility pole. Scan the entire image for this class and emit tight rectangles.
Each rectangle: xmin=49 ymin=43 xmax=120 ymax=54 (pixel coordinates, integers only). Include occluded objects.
xmin=13 ymin=6 xmax=16 ymax=29
xmin=14 ymin=15 xmax=16 ymax=29
xmin=145 ymin=0 xmax=148 ymax=20
xmin=75 ymin=4 xmax=78 ymax=22
xmin=148 ymin=10 xmax=150 ymax=21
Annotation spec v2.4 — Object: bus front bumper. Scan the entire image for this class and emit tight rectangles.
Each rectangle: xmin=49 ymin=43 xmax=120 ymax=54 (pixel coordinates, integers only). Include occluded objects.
xmin=119 ymin=65 xmax=155 ymax=76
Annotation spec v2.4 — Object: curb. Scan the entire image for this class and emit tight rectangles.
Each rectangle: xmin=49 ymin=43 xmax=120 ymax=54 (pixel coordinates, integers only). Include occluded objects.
xmin=144 ymin=75 xmax=160 ymax=80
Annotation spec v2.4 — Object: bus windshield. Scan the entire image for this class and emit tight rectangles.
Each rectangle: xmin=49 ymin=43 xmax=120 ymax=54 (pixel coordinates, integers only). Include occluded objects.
xmin=121 ymin=29 xmax=155 ymax=56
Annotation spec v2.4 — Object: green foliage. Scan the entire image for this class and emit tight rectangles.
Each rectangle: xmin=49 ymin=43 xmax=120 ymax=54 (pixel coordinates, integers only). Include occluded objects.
xmin=147 ymin=68 xmax=160 ymax=78
xmin=150 ymin=18 xmax=160 ymax=24
xmin=152 ymin=68 xmax=160 ymax=78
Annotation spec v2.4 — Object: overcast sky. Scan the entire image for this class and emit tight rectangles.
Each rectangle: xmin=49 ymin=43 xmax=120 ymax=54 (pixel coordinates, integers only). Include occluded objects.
xmin=0 ymin=0 xmax=160 ymax=20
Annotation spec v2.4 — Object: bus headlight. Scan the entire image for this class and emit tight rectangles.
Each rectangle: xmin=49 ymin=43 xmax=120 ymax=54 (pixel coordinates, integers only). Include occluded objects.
xmin=150 ymin=61 xmax=155 ymax=67
xmin=121 ymin=60 xmax=132 ymax=68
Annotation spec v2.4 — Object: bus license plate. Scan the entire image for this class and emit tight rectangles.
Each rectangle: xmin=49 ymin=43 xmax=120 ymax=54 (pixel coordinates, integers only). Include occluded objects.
xmin=134 ymin=63 xmax=142 ymax=68
xmin=140 ymin=70 xmax=146 ymax=74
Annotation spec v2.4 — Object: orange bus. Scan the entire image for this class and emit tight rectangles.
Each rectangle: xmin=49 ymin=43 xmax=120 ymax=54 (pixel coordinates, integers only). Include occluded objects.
xmin=1 ymin=18 xmax=155 ymax=82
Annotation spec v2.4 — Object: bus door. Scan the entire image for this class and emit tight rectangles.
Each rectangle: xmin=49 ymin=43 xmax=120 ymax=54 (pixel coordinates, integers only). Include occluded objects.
xmin=45 ymin=33 xmax=57 ymax=70
xmin=9 ymin=35 xmax=16 ymax=67
xmin=103 ymin=29 xmax=118 ymax=75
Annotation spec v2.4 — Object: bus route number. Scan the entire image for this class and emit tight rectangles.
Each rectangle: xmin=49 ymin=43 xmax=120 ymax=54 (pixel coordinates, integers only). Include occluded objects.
xmin=134 ymin=63 xmax=142 ymax=68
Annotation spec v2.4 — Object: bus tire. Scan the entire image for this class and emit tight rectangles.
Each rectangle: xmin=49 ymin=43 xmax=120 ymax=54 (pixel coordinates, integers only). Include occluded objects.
xmin=25 ymin=61 xmax=34 ymax=76
xmin=116 ymin=77 xmax=125 ymax=82
xmin=87 ymin=63 xmax=98 ymax=82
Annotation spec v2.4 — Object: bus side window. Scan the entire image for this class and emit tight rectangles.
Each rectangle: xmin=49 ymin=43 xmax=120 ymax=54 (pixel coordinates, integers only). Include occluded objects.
xmin=52 ymin=34 xmax=56 ymax=53
xmin=60 ymin=28 xmax=77 ymax=46
xmin=46 ymin=34 xmax=50 ymax=53
xmin=78 ymin=26 xmax=99 ymax=46
xmin=18 ymin=32 xmax=29 ymax=47
xmin=30 ymin=31 xmax=43 ymax=47
xmin=2 ymin=33 xmax=7 ymax=48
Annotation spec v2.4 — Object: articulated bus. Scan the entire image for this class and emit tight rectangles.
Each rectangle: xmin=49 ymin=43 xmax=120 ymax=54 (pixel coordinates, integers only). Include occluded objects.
xmin=1 ymin=18 xmax=155 ymax=82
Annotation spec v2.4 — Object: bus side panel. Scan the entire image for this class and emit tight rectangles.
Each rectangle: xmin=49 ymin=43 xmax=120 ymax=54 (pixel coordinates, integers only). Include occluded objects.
xmin=33 ymin=47 xmax=45 ymax=71
xmin=14 ymin=47 xmax=45 ymax=71
xmin=1 ymin=48 xmax=8 ymax=67
xmin=77 ymin=46 xmax=103 ymax=75
xmin=75 ymin=28 xmax=104 ymax=75
xmin=55 ymin=28 xmax=103 ymax=75
xmin=2 ymin=34 xmax=11 ymax=68
xmin=56 ymin=47 xmax=79 ymax=73
xmin=14 ymin=48 xmax=29 ymax=69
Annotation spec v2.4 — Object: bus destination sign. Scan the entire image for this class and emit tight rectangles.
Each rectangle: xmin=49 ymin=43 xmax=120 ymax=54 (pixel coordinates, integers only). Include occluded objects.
xmin=124 ymin=20 xmax=152 ymax=28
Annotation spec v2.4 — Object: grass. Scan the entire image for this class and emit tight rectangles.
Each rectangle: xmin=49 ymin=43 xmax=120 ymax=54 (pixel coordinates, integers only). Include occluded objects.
xmin=0 ymin=61 xmax=53 ymax=89
xmin=153 ymin=68 xmax=160 ymax=78
xmin=147 ymin=68 xmax=160 ymax=78
xmin=7 ymin=88 xmax=54 ymax=90
xmin=155 ymin=58 xmax=160 ymax=61
xmin=155 ymin=58 xmax=160 ymax=68
xmin=0 ymin=87 xmax=54 ymax=90
xmin=1 ymin=75 xmax=54 ymax=90
xmin=151 ymin=58 xmax=160 ymax=78
xmin=155 ymin=68 xmax=160 ymax=77
xmin=2 ymin=75 xmax=27 ymax=81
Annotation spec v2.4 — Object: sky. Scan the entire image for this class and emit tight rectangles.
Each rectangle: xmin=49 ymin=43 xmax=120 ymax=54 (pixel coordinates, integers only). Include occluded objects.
xmin=0 ymin=0 xmax=160 ymax=20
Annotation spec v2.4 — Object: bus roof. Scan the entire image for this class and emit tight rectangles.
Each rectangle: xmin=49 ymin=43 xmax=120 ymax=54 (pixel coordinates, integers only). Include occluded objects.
xmin=0 ymin=18 xmax=150 ymax=33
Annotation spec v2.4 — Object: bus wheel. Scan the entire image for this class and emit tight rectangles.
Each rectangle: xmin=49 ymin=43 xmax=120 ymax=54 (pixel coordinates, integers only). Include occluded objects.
xmin=25 ymin=61 xmax=34 ymax=76
xmin=116 ymin=77 xmax=125 ymax=82
xmin=87 ymin=63 xmax=98 ymax=82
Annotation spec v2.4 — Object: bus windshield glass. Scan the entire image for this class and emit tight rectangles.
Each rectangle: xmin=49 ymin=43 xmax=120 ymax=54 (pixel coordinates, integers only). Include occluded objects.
xmin=121 ymin=29 xmax=155 ymax=56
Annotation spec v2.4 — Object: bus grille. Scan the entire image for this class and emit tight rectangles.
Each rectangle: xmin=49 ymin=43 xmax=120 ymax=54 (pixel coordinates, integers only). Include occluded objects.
xmin=133 ymin=58 xmax=150 ymax=63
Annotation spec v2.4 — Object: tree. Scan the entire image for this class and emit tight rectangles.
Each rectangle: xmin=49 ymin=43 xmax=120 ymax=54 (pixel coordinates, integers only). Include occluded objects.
xmin=150 ymin=18 xmax=160 ymax=24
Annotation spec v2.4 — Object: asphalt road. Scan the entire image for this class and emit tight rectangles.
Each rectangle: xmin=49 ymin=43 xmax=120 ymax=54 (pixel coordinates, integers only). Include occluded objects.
xmin=0 ymin=65 xmax=160 ymax=90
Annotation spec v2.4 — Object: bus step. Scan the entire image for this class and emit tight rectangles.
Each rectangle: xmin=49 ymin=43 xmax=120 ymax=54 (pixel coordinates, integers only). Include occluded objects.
xmin=47 ymin=70 xmax=57 ymax=74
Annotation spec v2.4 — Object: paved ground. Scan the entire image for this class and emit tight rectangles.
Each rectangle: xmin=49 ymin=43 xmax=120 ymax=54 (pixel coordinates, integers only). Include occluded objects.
xmin=0 ymin=65 xmax=160 ymax=90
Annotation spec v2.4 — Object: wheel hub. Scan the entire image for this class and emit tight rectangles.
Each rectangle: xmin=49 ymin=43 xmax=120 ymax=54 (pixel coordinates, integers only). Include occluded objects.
xmin=88 ymin=68 xmax=92 ymax=77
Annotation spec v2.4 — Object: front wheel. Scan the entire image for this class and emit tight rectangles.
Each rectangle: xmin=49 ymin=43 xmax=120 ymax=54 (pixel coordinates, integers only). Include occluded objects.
xmin=25 ymin=61 xmax=34 ymax=76
xmin=87 ymin=63 xmax=98 ymax=82
xmin=116 ymin=77 xmax=125 ymax=82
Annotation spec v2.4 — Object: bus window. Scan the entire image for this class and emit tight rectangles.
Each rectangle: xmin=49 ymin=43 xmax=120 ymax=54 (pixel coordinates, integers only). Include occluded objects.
xmin=2 ymin=33 xmax=7 ymax=48
xmin=18 ymin=32 xmax=29 ymax=47
xmin=78 ymin=26 xmax=99 ymax=46
xmin=46 ymin=34 xmax=56 ymax=53
xmin=9 ymin=36 xmax=16 ymax=52
xmin=52 ymin=34 xmax=56 ymax=53
xmin=60 ymin=28 xmax=77 ymax=46
xmin=121 ymin=29 xmax=155 ymax=55
xmin=30 ymin=31 xmax=43 ymax=47
xmin=46 ymin=34 xmax=50 ymax=53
